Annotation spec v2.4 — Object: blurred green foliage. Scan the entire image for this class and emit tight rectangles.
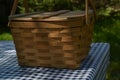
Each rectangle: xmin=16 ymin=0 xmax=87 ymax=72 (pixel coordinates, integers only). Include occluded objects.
xmin=18 ymin=0 xmax=86 ymax=12
xmin=93 ymin=11 xmax=120 ymax=80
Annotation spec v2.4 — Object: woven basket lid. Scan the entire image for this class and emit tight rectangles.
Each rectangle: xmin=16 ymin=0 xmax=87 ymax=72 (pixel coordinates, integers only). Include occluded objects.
xmin=9 ymin=10 xmax=93 ymax=21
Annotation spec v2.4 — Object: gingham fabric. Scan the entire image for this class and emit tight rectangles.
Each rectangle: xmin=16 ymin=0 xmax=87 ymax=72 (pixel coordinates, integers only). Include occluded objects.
xmin=0 ymin=41 xmax=110 ymax=80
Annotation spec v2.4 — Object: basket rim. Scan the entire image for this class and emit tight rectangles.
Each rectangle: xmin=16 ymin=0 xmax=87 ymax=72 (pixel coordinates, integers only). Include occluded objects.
xmin=9 ymin=10 xmax=93 ymax=22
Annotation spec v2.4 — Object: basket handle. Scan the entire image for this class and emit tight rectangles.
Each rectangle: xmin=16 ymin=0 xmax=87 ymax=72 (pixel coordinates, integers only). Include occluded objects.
xmin=10 ymin=0 xmax=96 ymax=24
xmin=8 ymin=0 xmax=18 ymax=26
xmin=10 ymin=0 xmax=18 ymax=15
xmin=85 ymin=0 xmax=97 ymax=24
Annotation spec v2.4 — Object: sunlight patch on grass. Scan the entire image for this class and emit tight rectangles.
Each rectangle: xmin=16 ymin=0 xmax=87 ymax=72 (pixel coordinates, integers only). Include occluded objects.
xmin=0 ymin=33 xmax=13 ymax=40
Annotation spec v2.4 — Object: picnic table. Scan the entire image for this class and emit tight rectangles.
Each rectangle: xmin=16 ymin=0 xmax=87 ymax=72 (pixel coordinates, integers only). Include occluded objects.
xmin=0 ymin=41 xmax=110 ymax=80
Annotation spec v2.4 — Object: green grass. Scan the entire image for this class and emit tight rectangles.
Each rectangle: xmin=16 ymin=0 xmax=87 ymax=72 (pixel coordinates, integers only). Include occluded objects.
xmin=0 ymin=33 xmax=13 ymax=40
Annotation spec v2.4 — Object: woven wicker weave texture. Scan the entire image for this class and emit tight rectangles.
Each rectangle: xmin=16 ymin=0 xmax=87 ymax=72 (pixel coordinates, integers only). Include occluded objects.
xmin=10 ymin=10 xmax=94 ymax=69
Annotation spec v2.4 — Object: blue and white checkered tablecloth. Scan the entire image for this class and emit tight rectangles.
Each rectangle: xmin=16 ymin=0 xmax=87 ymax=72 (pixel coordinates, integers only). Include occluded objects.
xmin=0 ymin=41 xmax=110 ymax=80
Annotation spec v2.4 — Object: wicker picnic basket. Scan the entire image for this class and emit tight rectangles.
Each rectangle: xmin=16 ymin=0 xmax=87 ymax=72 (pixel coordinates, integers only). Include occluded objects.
xmin=9 ymin=0 xmax=96 ymax=69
